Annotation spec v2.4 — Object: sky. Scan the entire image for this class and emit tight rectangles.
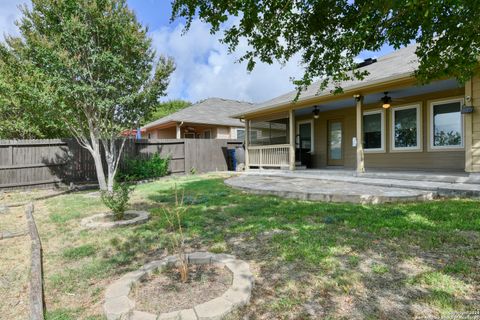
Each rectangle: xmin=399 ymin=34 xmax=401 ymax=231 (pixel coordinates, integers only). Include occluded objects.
xmin=0 ymin=0 xmax=394 ymax=103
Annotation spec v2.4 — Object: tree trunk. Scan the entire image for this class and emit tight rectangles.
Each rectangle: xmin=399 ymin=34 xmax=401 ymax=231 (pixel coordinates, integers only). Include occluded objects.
xmin=106 ymin=160 xmax=115 ymax=192
xmin=90 ymin=138 xmax=108 ymax=191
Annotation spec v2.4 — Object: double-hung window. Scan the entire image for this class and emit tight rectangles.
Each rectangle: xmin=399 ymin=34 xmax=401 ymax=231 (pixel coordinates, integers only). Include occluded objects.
xmin=363 ymin=110 xmax=385 ymax=152
xmin=391 ymin=104 xmax=422 ymax=151
xmin=430 ymin=98 xmax=463 ymax=150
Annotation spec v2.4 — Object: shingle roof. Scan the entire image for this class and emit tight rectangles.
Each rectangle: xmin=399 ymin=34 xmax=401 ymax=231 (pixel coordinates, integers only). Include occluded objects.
xmin=235 ymin=44 xmax=420 ymax=117
xmin=142 ymin=98 xmax=255 ymax=130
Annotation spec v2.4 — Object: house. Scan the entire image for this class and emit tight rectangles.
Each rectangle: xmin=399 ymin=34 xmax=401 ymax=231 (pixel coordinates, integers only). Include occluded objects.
xmin=142 ymin=98 xmax=254 ymax=140
xmin=233 ymin=44 xmax=480 ymax=174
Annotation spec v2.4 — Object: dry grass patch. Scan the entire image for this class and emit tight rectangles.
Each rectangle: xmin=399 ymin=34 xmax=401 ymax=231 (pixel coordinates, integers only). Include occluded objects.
xmin=0 ymin=206 xmax=30 ymax=319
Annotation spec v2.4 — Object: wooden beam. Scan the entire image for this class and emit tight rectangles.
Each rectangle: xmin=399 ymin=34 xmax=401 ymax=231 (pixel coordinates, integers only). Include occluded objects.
xmin=289 ymin=109 xmax=296 ymax=170
xmin=356 ymin=96 xmax=365 ymax=173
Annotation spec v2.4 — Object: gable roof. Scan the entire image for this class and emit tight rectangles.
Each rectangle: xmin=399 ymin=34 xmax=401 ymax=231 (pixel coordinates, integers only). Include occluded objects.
xmin=235 ymin=44 xmax=420 ymax=117
xmin=142 ymin=98 xmax=255 ymax=130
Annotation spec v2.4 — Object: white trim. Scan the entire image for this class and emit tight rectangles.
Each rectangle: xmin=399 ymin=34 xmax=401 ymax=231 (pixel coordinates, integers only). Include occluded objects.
xmin=296 ymin=119 xmax=314 ymax=153
xmin=390 ymin=103 xmax=423 ymax=152
xmin=363 ymin=109 xmax=385 ymax=153
xmin=429 ymin=98 xmax=464 ymax=151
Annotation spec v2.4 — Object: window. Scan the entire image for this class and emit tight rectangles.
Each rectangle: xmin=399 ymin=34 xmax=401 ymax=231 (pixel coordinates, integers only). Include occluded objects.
xmin=363 ymin=110 xmax=384 ymax=152
xmin=430 ymin=99 xmax=463 ymax=149
xmin=236 ymin=129 xmax=245 ymax=141
xmin=250 ymin=117 xmax=289 ymax=146
xmin=203 ymin=130 xmax=211 ymax=139
xmin=391 ymin=104 xmax=422 ymax=151
xmin=184 ymin=133 xmax=195 ymax=139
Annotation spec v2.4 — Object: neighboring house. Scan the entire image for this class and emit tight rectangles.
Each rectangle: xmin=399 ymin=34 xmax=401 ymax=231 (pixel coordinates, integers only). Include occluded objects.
xmin=142 ymin=98 xmax=254 ymax=140
xmin=234 ymin=44 xmax=480 ymax=174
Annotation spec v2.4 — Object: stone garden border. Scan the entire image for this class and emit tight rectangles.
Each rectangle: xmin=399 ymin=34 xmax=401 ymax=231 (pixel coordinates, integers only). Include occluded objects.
xmin=80 ymin=210 xmax=149 ymax=229
xmin=103 ymin=252 xmax=254 ymax=320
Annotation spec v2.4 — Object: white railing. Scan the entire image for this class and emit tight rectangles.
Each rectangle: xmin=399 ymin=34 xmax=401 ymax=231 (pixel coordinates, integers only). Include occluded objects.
xmin=248 ymin=144 xmax=290 ymax=168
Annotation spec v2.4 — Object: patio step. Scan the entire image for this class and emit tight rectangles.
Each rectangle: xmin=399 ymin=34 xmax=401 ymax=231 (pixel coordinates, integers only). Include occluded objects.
xmin=359 ymin=171 xmax=471 ymax=184
xmin=245 ymin=170 xmax=480 ymax=198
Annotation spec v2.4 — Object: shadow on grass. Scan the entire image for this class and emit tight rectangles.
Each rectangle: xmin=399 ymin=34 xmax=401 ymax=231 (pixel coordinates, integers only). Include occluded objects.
xmin=45 ymin=176 xmax=480 ymax=319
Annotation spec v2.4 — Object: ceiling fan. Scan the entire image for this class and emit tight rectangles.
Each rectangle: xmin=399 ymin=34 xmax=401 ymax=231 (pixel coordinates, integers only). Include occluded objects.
xmin=380 ymin=91 xmax=405 ymax=109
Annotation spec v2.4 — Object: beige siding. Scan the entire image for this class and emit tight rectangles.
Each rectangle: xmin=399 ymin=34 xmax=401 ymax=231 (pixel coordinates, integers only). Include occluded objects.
xmin=215 ymin=126 xmax=231 ymax=139
xmin=471 ymin=75 xmax=480 ymax=171
xmin=156 ymin=127 xmax=176 ymax=139
xmin=296 ymin=88 xmax=465 ymax=171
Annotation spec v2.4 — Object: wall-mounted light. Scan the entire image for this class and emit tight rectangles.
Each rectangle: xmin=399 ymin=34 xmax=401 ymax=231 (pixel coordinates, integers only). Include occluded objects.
xmin=313 ymin=106 xmax=320 ymax=119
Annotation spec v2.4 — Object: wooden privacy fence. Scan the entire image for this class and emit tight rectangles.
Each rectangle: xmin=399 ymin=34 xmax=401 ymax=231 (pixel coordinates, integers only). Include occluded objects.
xmin=0 ymin=138 xmax=242 ymax=189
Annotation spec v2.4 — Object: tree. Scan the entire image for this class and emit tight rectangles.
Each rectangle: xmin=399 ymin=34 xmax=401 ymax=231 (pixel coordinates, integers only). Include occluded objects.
xmin=143 ymin=99 xmax=191 ymax=124
xmin=171 ymin=1 xmax=480 ymax=93
xmin=0 ymin=0 xmax=175 ymax=191
xmin=0 ymin=42 xmax=70 ymax=139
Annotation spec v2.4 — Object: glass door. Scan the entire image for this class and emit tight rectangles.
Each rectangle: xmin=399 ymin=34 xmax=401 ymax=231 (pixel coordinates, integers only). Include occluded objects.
xmin=328 ymin=119 xmax=343 ymax=166
xmin=298 ymin=122 xmax=312 ymax=152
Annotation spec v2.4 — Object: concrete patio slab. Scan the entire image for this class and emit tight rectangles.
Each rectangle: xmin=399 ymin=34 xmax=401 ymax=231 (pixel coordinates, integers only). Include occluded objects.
xmin=225 ymin=175 xmax=435 ymax=204
xmin=242 ymin=170 xmax=480 ymax=198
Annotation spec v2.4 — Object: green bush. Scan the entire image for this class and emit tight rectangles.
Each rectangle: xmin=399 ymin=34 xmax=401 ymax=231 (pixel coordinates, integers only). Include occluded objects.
xmin=101 ymin=182 xmax=133 ymax=220
xmin=116 ymin=153 xmax=169 ymax=182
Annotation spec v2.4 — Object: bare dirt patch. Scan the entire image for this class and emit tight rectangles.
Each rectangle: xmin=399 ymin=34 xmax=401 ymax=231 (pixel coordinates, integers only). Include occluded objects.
xmin=130 ymin=264 xmax=232 ymax=314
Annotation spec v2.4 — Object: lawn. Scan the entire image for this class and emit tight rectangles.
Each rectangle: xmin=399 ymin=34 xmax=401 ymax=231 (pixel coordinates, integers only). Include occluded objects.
xmin=21 ymin=173 xmax=480 ymax=319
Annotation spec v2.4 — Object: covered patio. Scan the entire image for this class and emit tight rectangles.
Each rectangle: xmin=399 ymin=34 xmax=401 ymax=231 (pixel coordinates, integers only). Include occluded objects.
xmin=244 ymin=78 xmax=469 ymax=174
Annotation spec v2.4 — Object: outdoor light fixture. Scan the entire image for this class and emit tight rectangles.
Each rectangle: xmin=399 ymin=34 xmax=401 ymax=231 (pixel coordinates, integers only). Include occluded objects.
xmin=313 ymin=106 xmax=320 ymax=119
xmin=381 ymin=92 xmax=392 ymax=109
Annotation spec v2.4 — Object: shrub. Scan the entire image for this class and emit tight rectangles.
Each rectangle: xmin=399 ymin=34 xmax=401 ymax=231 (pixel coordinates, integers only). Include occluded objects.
xmin=101 ymin=182 xmax=133 ymax=220
xmin=116 ymin=153 xmax=169 ymax=182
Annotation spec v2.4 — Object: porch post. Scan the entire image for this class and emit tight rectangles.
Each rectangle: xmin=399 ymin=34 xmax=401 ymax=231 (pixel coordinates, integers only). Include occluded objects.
xmin=355 ymin=95 xmax=365 ymax=173
xmin=289 ymin=109 xmax=296 ymax=170
xmin=176 ymin=123 xmax=181 ymax=139
xmin=465 ymin=79 xmax=473 ymax=172
xmin=245 ymin=119 xmax=250 ymax=170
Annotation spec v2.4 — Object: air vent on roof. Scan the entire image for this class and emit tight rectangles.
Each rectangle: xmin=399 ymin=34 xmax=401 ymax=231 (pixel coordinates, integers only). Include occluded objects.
xmin=356 ymin=58 xmax=377 ymax=69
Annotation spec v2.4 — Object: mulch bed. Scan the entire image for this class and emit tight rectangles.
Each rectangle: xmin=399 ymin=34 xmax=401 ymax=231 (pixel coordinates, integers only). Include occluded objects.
xmin=130 ymin=263 xmax=232 ymax=314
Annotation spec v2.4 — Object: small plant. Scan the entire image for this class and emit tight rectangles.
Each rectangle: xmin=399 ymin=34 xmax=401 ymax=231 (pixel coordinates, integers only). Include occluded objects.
xmin=189 ymin=167 xmax=197 ymax=175
xmin=101 ymin=182 xmax=133 ymax=221
xmin=163 ymin=185 xmax=189 ymax=283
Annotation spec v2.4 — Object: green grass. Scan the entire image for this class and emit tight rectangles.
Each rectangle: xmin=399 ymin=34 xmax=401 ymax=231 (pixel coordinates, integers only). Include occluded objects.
xmin=62 ymin=244 xmax=96 ymax=260
xmin=36 ymin=174 xmax=480 ymax=319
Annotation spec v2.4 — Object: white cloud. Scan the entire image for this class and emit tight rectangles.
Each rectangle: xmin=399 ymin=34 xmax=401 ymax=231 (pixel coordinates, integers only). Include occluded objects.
xmin=151 ymin=20 xmax=305 ymax=103
xmin=1 ymin=3 xmax=305 ymax=104
xmin=0 ymin=1 xmax=27 ymax=39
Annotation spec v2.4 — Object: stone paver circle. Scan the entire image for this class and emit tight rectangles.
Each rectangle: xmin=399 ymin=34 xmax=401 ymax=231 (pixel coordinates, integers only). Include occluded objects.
xmin=80 ymin=210 xmax=150 ymax=229
xmin=103 ymin=252 xmax=254 ymax=320
xmin=225 ymin=175 xmax=435 ymax=204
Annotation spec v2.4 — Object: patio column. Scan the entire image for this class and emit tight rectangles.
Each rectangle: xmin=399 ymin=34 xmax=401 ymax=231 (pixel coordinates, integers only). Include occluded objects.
xmin=465 ymin=78 xmax=474 ymax=172
xmin=245 ymin=119 xmax=250 ymax=170
xmin=355 ymin=95 xmax=365 ymax=173
xmin=289 ymin=109 xmax=295 ymax=170
xmin=176 ymin=123 xmax=181 ymax=139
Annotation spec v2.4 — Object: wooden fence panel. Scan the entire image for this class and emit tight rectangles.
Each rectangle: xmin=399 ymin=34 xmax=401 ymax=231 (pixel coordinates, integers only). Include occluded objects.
xmin=0 ymin=138 xmax=241 ymax=189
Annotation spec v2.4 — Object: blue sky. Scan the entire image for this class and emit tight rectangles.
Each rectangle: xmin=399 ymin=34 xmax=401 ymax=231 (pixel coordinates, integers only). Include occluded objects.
xmin=1 ymin=1 xmax=394 ymax=103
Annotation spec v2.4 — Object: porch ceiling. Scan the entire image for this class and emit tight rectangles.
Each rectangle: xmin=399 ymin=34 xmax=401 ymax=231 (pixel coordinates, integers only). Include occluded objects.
xmin=294 ymin=78 xmax=462 ymax=116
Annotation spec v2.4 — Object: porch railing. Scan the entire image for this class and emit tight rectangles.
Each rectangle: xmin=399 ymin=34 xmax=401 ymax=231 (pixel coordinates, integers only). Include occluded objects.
xmin=248 ymin=144 xmax=290 ymax=168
